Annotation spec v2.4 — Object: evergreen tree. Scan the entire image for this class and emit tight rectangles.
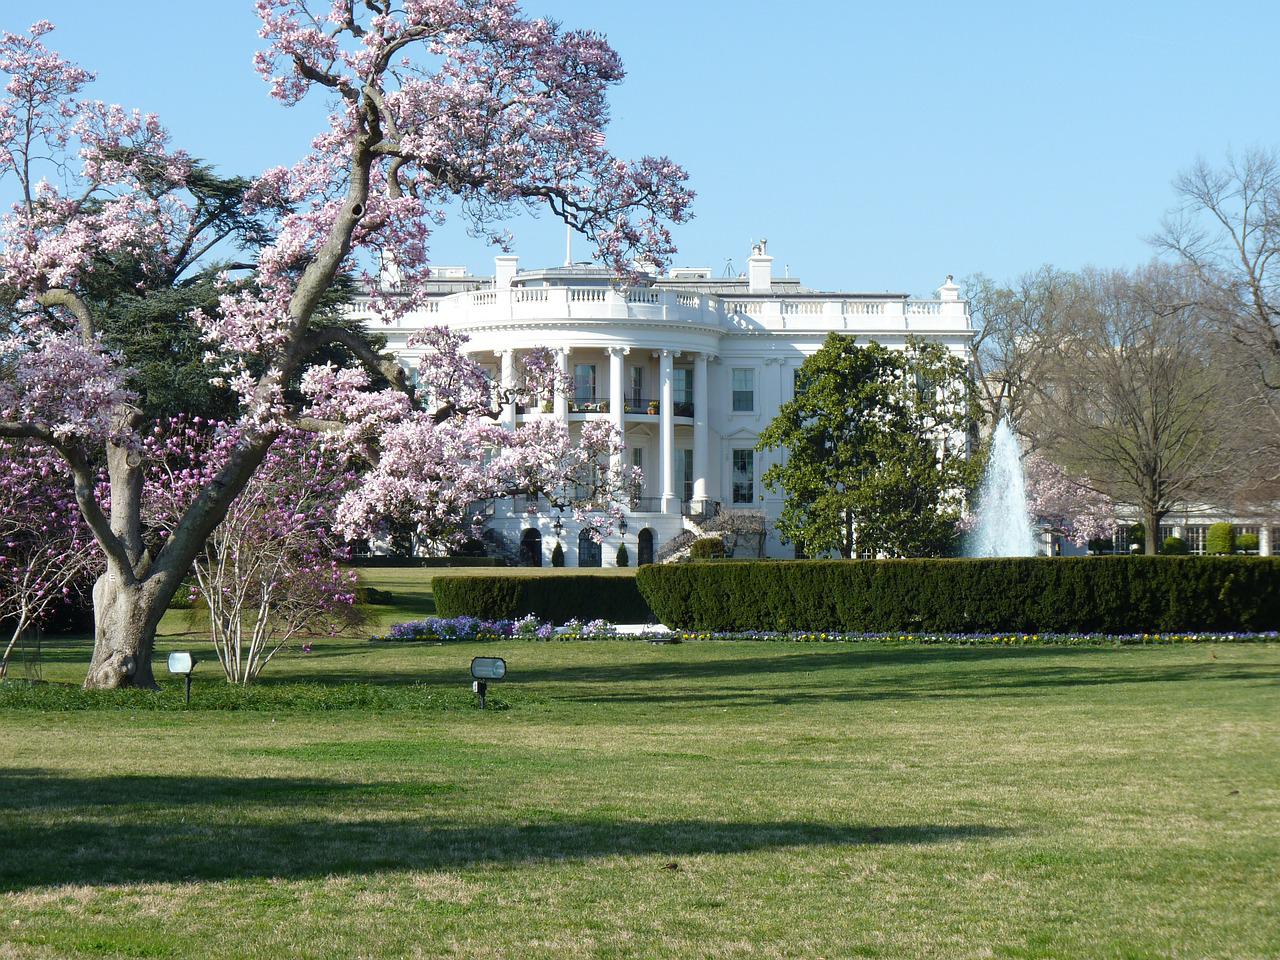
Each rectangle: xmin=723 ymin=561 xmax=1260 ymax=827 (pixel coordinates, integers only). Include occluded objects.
xmin=759 ymin=334 xmax=977 ymax=558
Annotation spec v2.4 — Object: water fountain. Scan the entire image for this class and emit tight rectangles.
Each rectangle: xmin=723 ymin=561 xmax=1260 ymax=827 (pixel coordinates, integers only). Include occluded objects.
xmin=966 ymin=418 xmax=1040 ymax=557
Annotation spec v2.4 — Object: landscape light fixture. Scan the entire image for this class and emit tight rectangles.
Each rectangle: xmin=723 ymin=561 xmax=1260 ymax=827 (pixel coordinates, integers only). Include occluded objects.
xmin=552 ymin=513 xmax=564 ymax=536
xmin=167 ymin=651 xmax=196 ymax=705
xmin=470 ymin=656 xmax=507 ymax=709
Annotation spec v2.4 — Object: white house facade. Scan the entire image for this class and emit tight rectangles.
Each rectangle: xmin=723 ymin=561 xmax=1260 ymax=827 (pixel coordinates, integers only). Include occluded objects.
xmin=354 ymin=243 xmax=973 ymax=565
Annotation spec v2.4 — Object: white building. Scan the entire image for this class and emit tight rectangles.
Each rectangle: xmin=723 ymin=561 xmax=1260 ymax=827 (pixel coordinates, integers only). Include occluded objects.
xmin=356 ymin=243 xmax=973 ymax=564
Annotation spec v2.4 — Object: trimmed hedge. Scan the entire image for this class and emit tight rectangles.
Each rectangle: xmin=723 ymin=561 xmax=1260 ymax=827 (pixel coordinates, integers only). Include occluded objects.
xmin=433 ymin=574 xmax=654 ymax=624
xmin=1207 ymin=522 xmax=1235 ymax=556
xmin=690 ymin=537 xmax=726 ymax=560
xmin=1162 ymin=536 xmax=1188 ymax=555
xmin=635 ymin=557 xmax=1280 ymax=634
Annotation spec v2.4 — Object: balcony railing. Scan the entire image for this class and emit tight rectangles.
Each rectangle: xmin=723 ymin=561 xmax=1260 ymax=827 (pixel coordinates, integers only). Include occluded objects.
xmin=682 ymin=499 xmax=721 ymax=521
xmin=621 ymin=397 xmax=695 ymax=417
xmin=568 ymin=395 xmax=610 ymax=414
xmin=629 ymin=497 xmax=663 ymax=513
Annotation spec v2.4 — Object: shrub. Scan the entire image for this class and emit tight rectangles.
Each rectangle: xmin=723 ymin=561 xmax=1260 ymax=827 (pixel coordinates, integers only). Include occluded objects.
xmin=1237 ymin=533 xmax=1260 ymax=554
xmin=1161 ymin=536 xmax=1188 ymax=555
xmin=635 ymin=557 xmax=1280 ymax=634
xmin=551 ymin=543 xmax=565 ymax=567
xmin=433 ymin=573 xmax=654 ymax=623
xmin=690 ymin=537 xmax=726 ymax=560
xmin=355 ymin=586 xmax=394 ymax=605
xmin=1206 ymin=522 xmax=1235 ymax=556
xmin=615 ymin=543 xmax=629 ymax=567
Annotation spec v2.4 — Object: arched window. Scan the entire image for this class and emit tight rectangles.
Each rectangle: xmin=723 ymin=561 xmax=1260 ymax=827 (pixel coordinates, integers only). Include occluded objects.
xmin=577 ymin=529 xmax=602 ymax=567
xmin=637 ymin=528 xmax=656 ymax=566
xmin=519 ymin=528 xmax=543 ymax=567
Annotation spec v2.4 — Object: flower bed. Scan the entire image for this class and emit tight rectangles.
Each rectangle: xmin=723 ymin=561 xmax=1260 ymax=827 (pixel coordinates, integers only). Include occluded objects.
xmin=372 ymin=615 xmax=618 ymax=643
xmin=374 ymin=617 xmax=1278 ymax=647
xmin=665 ymin=630 xmax=1280 ymax=646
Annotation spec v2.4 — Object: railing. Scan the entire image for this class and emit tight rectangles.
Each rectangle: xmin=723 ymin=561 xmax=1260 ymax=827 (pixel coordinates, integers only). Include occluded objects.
xmin=513 ymin=494 xmax=548 ymax=514
xmin=843 ymin=301 xmax=884 ymax=315
xmin=682 ymin=499 xmax=721 ymax=521
xmin=568 ymin=396 xmax=610 ymax=414
xmin=624 ymin=397 xmax=661 ymax=415
xmin=630 ymin=497 xmax=663 ymax=513
xmin=352 ymin=287 xmax=967 ymax=333
xmin=781 ymin=301 xmax=823 ymax=315
xmin=620 ymin=397 xmax=694 ymax=416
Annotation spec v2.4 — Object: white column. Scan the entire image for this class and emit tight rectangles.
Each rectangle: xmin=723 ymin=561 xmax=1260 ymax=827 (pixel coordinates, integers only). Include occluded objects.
xmin=608 ymin=347 xmax=626 ymax=475
xmin=499 ymin=349 xmax=516 ymax=429
xmin=692 ymin=352 xmax=709 ymax=503
xmin=554 ymin=348 xmax=569 ymax=421
xmin=660 ymin=349 xmax=676 ymax=513
xmin=1261 ymin=525 xmax=1273 ymax=557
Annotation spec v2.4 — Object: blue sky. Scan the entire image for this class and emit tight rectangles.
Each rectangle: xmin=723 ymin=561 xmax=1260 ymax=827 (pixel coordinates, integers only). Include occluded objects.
xmin=28 ymin=0 xmax=1280 ymax=296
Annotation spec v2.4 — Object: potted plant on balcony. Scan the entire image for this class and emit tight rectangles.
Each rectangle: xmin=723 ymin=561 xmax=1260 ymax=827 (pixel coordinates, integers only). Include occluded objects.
xmin=647 ymin=400 xmax=659 ymax=415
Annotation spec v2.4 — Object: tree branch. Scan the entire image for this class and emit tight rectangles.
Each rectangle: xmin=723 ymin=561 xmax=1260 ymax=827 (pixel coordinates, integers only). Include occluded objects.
xmin=36 ymin=288 xmax=96 ymax=346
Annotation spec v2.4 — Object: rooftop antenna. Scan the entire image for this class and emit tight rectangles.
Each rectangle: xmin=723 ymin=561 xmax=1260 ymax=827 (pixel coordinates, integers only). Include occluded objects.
xmin=722 ymin=258 xmax=736 ymax=278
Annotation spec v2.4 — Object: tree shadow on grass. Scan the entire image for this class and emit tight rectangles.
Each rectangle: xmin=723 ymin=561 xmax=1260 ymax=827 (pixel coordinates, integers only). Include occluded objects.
xmin=268 ymin=644 xmax=1280 ymax=707
xmin=279 ymin=644 xmax=1107 ymax=689
xmin=0 ymin=769 xmax=1010 ymax=890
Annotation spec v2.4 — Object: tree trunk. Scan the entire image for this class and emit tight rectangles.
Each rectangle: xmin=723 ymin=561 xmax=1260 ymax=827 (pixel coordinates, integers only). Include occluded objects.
xmin=84 ymin=569 xmax=162 ymax=690
xmin=1142 ymin=506 xmax=1165 ymax=556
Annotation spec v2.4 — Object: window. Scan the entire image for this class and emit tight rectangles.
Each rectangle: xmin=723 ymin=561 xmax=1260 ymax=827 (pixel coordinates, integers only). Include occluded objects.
xmin=676 ymin=449 xmax=694 ymax=502
xmin=574 ymin=364 xmax=597 ymax=402
xmin=732 ymin=448 xmax=754 ymax=503
xmin=732 ymin=368 xmax=754 ymax=412
xmin=1184 ymin=526 xmax=1207 ymax=555
xmin=577 ymin=529 xmax=602 ymax=567
xmin=792 ymin=366 xmax=807 ymax=397
xmin=629 ymin=365 xmax=644 ymax=405
xmin=674 ymin=368 xmax=693 ymax=405
xmin=631 ymin=446 xmax=643 ymax=470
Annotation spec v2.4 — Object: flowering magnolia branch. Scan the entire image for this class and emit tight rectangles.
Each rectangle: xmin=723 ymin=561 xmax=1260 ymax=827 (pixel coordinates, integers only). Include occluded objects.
xmin=0 ymin=7 xmax=688 ymax=687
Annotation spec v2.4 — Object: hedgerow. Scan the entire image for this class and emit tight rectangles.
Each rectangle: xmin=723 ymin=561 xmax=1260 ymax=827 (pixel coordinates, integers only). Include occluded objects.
xmin=635 ymin=557 xmax=1280 ymax=633
xmin=432 ymin=574 xmax=653 ymax=623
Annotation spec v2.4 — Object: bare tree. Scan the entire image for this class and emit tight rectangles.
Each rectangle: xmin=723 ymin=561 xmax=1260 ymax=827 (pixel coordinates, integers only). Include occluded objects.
xmin=964 ymin=266 xmax=1070 ymax=442
xmin=1031 ymin=263 xmax=1240 ymax=554
xmin=1156 ymin=150 xmax=1280 ymax=490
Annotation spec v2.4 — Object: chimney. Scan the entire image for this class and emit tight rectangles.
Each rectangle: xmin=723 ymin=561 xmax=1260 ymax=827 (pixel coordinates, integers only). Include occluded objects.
xmin=747 ymin=239 xmax=773 ymax=294
xmin=494 ymin=255 xmax=519 ymax=288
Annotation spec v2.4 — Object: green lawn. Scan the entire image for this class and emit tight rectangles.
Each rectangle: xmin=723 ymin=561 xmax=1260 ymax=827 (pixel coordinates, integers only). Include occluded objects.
xmin=1 ymin=568 xmax=1278 ymax=958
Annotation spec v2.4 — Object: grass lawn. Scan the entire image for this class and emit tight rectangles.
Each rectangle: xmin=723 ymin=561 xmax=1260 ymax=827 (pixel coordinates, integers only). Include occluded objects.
xmin=1 ymin=567 xmax=1277 ymax=958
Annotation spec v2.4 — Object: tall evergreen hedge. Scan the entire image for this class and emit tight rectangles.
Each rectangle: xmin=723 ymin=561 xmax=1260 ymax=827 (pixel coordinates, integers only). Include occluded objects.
xmin=433 ymin=574 xmax=654 ymax=624
xmin=635 ymin=557 xmax=1280 ymax=634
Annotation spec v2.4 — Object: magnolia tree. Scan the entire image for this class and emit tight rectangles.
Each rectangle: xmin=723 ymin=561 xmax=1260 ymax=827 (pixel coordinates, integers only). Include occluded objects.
xmin=1023 ymin=452 xmax=1116 ymax=547
xmin=144 ymin=419 xmax=359 ymax=683
xmin=0 ymin=7 xmax=690 ymax=689
xmin=0 ymin=441 xmax=101 ymax=677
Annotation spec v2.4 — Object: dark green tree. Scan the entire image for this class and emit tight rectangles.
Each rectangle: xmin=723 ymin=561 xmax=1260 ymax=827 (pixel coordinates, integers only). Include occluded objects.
xmin=23 ymin=160 xmax=380 ymax=421
xmin=759 ymin=334 xmax=978 ymax=558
